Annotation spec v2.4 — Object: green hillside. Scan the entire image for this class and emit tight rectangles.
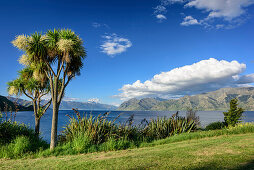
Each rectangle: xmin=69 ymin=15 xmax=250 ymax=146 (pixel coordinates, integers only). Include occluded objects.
xmin=0 ymin=95 xmax=33 ymax=111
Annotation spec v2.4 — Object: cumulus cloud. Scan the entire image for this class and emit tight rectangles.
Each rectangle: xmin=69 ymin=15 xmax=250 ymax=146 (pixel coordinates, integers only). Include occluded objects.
xmin=117 ymin=58 xmax=254 ymax=100
xmin=100 ymin=34 xmax=132 ymax=56
xmin=180 ymin=16 xmax=200 ymax=26
xmin=185 ymin=0 xmax=254 ymax=21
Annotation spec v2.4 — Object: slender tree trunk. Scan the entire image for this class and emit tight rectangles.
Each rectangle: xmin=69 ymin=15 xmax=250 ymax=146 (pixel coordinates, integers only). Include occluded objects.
xmin=35 ymin=117 xmax=40 ymax=135
xmin=50 ymin=101 xmax=59 ymax=150
xmin=33 ymin=100 xmax=39 ymax=135
xmin=50 ymin=77 xmax=59 ymax=150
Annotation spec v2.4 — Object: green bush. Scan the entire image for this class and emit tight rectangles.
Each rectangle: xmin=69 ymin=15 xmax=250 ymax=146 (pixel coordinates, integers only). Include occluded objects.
xmin=61 ymin=110 xmax=198 ymax=148
xmin=205 ymin=121 xmax=225 ymax=130
xmin=0 ymin=121 xmax=35 ymax=144
xmin=142 ymin=115 xmax=196 ymax=141
xmin=0 ymin=121 xmax=48 ymax=158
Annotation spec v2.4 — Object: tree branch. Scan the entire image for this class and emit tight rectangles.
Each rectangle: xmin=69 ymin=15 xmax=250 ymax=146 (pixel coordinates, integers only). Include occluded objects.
xmin=57 ymin=75 xmax=72 ymax=103
xmin=45 ymin=62 xmax=56 ymax=77
xmin=42 ymin=102 xmax=51 ymax=115
xmin=56 ymin=60 xmax=64 ymax=79
xmin=42 ymin=99 xmax=52 ymax=108
xmin=22 ymin=89 xmax=34 ymax=100
xmin=45 ymin=70 xmax=54 ymax=97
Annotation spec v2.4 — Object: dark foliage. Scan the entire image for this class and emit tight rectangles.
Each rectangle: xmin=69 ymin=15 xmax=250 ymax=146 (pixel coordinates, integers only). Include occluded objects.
xmin=205 ymin=121 xmax=225 ymax=130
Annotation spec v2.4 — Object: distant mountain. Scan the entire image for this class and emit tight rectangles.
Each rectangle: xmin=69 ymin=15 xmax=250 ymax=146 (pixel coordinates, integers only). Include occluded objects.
xmin=0 ymin=95 xmax=33 ymax=111
xmin=117 ymin=87 xmax=254 ymax=111
xmin=8 ymin=96 xmax=117 ymax=111
xmin=55 ymin=100 xmax=117 ymax=110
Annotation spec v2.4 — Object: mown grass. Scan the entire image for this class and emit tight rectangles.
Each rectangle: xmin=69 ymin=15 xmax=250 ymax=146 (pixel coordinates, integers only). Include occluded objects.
xmin=0 ymin=133 xmax=253 ymax=169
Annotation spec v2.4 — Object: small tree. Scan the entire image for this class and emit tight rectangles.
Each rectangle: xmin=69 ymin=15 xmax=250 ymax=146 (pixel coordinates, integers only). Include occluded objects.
xmin=186 ymin=107 xmax=200 ymax=126
xmin=7 ymin=63 xmax=51 ymax=135
xmin=223 ymin=98 xmax=244 ymax=127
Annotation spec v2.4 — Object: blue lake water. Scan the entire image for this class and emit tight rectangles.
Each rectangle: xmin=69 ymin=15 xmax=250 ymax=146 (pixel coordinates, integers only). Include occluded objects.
xmin=9 ymin=110 xmax=254 ymax=142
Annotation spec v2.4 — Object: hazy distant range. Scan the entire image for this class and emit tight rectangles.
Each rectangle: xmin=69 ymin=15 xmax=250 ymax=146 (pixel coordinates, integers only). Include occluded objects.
xmin=5 ymin=97 xmax=117 ymax=111
xmin=2 ymin=87 xmax=254 ymax=111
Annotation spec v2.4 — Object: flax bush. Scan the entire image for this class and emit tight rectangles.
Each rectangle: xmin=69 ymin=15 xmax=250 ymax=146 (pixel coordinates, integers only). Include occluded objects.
xmin=60 ymin=109 xmax=198 ymax=147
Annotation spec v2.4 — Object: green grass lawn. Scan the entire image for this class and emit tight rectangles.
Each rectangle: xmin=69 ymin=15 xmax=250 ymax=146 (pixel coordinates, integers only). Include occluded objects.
xmin=0 ymin=133 xmax=253 ymax=169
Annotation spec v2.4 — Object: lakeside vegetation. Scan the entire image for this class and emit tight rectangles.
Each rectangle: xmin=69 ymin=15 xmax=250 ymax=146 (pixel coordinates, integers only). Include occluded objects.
xmin=0 ymin=99 xmax=253 ymax=160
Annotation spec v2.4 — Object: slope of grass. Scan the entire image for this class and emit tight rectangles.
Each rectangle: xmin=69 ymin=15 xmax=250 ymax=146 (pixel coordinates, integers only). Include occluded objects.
xmin=1 ymin=133 xmax=254 ymax=169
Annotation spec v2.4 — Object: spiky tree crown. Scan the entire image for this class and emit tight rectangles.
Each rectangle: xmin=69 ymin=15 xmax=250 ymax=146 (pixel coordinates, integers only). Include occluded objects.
xmin=12 ymin=29 xmax=86 ymax=79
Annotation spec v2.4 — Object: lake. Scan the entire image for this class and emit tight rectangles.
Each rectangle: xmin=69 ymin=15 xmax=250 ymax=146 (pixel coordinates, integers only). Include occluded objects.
xmin=9 ymin=110 xmax=254 ymax=142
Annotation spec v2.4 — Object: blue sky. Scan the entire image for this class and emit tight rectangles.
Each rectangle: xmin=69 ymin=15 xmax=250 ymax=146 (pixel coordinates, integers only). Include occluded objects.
xmin=1 ymin=0 xmax=254 ymax=106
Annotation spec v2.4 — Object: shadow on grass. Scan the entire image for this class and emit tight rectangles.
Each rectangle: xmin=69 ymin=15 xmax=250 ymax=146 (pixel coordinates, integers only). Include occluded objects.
xmin=235 ymin=160 xmax=254 ymax=170
xmin=189 ymin=160 xmax=254 ymax=170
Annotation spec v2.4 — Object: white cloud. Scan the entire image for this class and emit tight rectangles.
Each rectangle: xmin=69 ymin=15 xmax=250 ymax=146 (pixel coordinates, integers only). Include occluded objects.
xmin=185 ymin=0 xmax=254 ymax=21
xmin=87 ymin=98 xmax=100 ymax=103
xmin=101 ymin=34 xmax=132 ymax=56
xmin=180 ymin=16 xmax=200 ymax=26
xmin=156 ymin=14 xmax=167 ymax=21
xmin=117 ymin=58 xmax=254 ymax=100
xmin=154 ymin=0 xmax=254 ymax=29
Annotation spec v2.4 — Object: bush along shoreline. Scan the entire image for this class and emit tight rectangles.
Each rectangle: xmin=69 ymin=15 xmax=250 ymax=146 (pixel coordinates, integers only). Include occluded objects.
xmin=0 ymin=98 xmax=253 ymax=159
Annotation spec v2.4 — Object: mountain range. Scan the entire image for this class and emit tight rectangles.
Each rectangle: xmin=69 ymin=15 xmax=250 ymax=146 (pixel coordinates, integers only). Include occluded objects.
xmin=7 ymin=97 xmax=117 ymax=111
xmin=117 ymin=87 xmax=254 ymax=111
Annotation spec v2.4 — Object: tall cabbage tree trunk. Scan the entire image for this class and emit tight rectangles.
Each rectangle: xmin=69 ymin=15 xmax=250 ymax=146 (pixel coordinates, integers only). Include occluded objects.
xmin=50 ymin=102 xmax=59 ymax=149
xmin=50 ymin=77 xmax=60 ymax=150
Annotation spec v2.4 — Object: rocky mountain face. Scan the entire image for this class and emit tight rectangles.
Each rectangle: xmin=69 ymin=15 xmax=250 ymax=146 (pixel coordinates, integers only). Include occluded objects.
xmin=117 ymin=87 xmax=254 ymax=111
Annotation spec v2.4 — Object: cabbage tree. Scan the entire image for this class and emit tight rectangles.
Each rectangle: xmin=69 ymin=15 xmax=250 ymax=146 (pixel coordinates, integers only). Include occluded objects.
xmin=7 ymin=62 xmax=51 ymax=135
xmin=12 ymin=29 xmax=86 ymax=149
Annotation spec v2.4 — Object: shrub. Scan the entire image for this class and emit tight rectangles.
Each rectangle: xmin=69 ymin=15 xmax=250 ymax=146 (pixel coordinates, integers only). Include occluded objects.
xmin=205 ymin=121 xmax=225 ymax=130
xmin=0 ymin=121 xmax=35 ymax=144
xmin=142 ymin=115 xmax=197 ymax=141
xmin=61 ymin=109 xmax=198 ymax=146
xmin=0 ymin=121 xmax=48 ymax=158
xmin=223 ymin=98 xmax=244 ymax=127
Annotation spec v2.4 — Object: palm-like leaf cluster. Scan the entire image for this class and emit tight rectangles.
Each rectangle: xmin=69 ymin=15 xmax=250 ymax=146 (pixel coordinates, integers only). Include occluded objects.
xmin=7 ymin=67 xmax=49 ymax=97
xmin=12 ymin=29 xmax=86 ymax=79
